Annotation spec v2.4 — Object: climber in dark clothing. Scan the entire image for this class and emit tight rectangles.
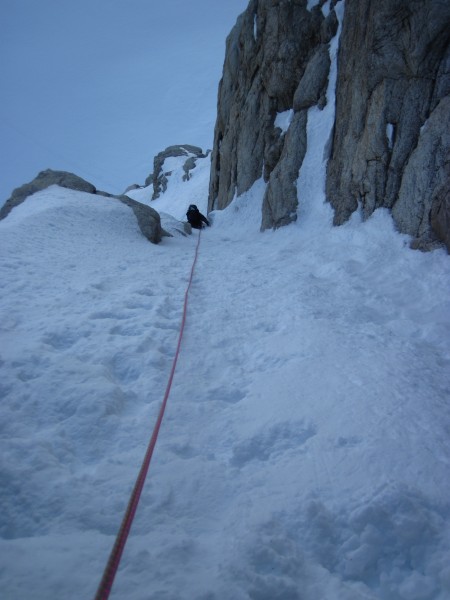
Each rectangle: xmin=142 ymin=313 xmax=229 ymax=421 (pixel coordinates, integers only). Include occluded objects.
xmin=186 ymin=204 xmax=210 ymax=229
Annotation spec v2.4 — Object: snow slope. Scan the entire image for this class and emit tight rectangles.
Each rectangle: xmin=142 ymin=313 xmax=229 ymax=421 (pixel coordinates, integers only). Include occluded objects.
xmin=1 ymin=157 xmax=450 ymax=600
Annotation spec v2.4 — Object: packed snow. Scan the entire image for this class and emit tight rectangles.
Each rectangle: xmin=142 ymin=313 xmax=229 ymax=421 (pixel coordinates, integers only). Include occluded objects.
xmin=1 ymin=2 xmax=450 ymax=598
xmin=1 ymin=157 xmax=450 ymax=600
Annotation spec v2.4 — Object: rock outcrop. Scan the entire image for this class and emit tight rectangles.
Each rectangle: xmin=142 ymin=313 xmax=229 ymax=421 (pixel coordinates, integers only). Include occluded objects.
xmin=0 ymin=170 xmax=96 ymax=220
xmin=115 ymin=195 xmax=164 ymax=244
xmin=261 ymin=111 xmax=308 ymax=229
xmin=147 ymin=145 xmax=208 ymax=200
xmin=326 ymin=0 xmax=450 ymax=250
xmin=208 ymin=0 xmax=332 ymax=227
xmin=0 ymin=170 xmax=164 ymax=244
xmin=209 ymin=0 xmax=450 ymax=251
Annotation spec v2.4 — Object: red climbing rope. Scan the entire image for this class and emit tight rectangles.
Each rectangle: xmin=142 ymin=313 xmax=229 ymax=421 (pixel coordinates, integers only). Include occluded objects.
xmin=94 ymin=230 xmax=202 ymax=600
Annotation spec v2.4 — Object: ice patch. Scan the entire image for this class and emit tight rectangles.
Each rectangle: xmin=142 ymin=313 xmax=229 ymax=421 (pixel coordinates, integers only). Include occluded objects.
xmin=274 ymin=109 xmax=294 ymax=135
xmin=322 ymin=0 xmax=332 ymax=17
xmin=296 ymin=0 xmax=344 ymax=228
xmin=306 ymin=0 xmax=320 ymax=11
xmin=386 ymin=123 xmax=395 ymax=150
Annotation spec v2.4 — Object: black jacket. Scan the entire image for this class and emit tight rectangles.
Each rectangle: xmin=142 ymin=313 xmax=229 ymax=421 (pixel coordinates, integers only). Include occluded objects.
xmin=186 ymin=205 xmax=210 ymax=229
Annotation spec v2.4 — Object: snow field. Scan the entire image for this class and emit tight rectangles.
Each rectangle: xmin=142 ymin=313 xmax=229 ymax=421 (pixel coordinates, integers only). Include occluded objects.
xmin=1 ymin=166 xmax=449 ymax=599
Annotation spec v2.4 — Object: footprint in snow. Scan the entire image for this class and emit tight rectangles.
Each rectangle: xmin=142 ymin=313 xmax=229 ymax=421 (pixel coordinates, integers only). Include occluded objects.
xmin=231 ymin=420 xmax=317 ymax=467
xmin=42 ymin=331 xmax=79 ymax=350
xmin=209 ymin=385 xmax=247 ymax=404
xmin=336 ymin=435 xmax=362 ymax=448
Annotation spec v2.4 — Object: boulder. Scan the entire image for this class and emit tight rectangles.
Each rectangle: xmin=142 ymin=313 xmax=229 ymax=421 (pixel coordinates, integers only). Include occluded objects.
xmin=0 ymin=170 xmax=96 ymax=220
xmin=0 ymin=169 xmax=164 ymax=244
xmin=116 ymin=195 xmax=165 ymax=243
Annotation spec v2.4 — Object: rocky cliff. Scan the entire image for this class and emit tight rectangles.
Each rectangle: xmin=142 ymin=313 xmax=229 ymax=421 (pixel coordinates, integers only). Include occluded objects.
xmin=208 ymin=0 xmax=450 ymax=251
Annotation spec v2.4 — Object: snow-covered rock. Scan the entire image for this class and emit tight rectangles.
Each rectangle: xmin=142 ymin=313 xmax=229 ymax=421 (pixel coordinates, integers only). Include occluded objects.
xmin=0 ymin=169 xmax=97 ymax=220
xmin=147 ymin=144 xmax=208 ymax=200
xmin=0 ymin=170 xmax=164 ymax=244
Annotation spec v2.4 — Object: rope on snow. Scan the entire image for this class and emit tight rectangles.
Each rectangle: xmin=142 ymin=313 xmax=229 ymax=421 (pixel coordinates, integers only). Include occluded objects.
xmin=94 ymin=229 xmax=202 ymax=600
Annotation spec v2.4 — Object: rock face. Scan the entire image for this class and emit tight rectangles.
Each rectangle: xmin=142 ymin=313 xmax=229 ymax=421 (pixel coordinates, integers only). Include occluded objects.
xmin=392 ymin=96 xmax=450 ymax=249
xmin=261 ymin=111 xmax=308 ymax=229
xmin=327 ymin=0 xmax=450 ymax=250
xmin=209 ymin=0 xmax=450 ymax=251
xmin=147 ymin=145 xmax=207 ymax=200
xmin=208 ymin=0 xmax=332 ymax=227
xmin=0 ymin=169 xmax=164 ymax=244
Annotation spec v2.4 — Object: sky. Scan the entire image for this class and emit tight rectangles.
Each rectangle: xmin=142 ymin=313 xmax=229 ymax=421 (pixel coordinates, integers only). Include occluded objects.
xmin=0 ymin=0 xmax=249 ymax=201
